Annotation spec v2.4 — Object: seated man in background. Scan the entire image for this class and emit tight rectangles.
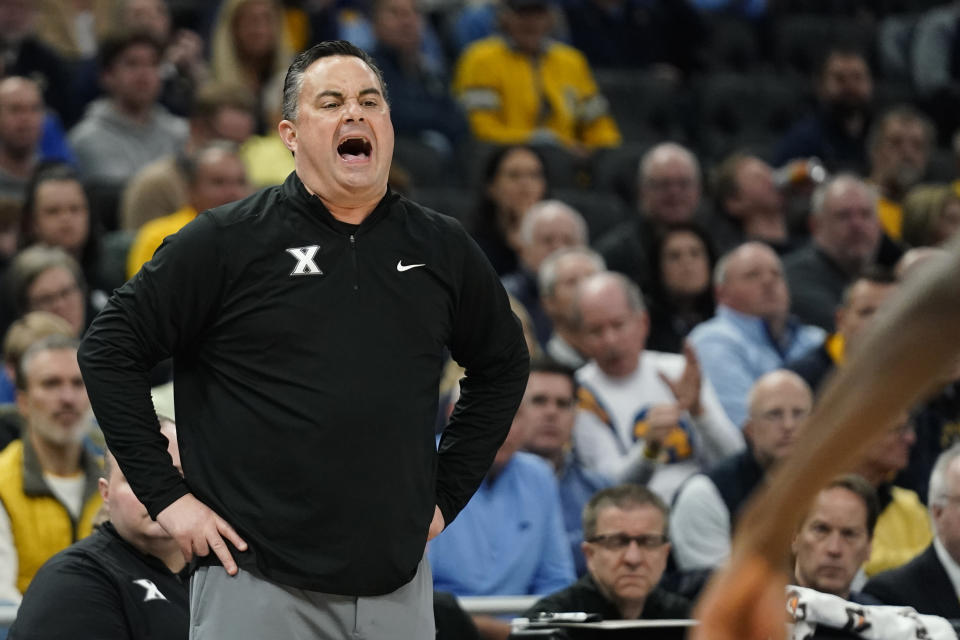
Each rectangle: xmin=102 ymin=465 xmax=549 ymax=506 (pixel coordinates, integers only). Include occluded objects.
xmin=539 ymin=247 xmax=605 ymax=370
xmin=792 ymin=474 xmax=881 ymax=604
xmin=572 ymin=272 xmax=743 ymax=501
xmin=689 ymin=242 xmax=824 ymax=427
xmin=671 ymin=370 xmax=812 ymax=572
xmin=863 ymin=444 xmax=960 ymax=618
xmin=521 ymin=356 xmax=612 ymax=576
xmin=524 ymin=484 xmax=690 ymax=621
xmin=0 ymin=335 xmax=101 ymax=603
xmin=126 ymin=141 xmax=249 ymax=278
xmin=787 ymin=267 xmax=897 ymax=394
xmin=502 ymin=200 xmax=588 ymax=347
xmin=452 ymin=0 xmax=620 ymax=151
xmin=9 ymin=417 xmax=188 ymax=639
xmin=429 ymin=367 xmax=575 ymax=596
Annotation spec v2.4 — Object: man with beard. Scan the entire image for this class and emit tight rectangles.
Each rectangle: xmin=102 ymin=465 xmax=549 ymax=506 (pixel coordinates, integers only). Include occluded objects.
xmin=0 ymin=335 xmax=101 ymax=603
xmin=868 ymin=106 xmax=935 ymax=244
xmin=774 ymin=47 xmax=874 ymax=175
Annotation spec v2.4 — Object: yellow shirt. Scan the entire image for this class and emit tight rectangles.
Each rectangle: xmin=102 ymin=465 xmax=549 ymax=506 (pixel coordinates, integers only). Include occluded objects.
xmin=877 ymin=195 xmax=903 ymax=241
xmin=127 ymin=205 xmax=198 ymax=278
xmin=453 ymin=36 xmax=621 ymax=149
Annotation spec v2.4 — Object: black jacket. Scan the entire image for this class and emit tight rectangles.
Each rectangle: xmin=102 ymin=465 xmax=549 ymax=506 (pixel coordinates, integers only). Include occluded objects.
xmin=78 ymin=173 xmax=529 ymax=595
xmin=862 ymin=544 xmax=960 ymax=619
xmin=9 ymin=523 xmax=188 ymax=639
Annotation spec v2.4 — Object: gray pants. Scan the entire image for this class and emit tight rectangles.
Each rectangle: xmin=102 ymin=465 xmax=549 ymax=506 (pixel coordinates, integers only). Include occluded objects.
xmin=189 ymin=556 xmax=435 ymax=639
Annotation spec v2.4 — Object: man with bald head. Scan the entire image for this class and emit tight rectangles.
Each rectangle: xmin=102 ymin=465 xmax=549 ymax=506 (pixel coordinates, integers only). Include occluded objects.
xmin=503 ymin=199 xmax=588 ymax=346
xmin=783 ymin=174 xmax=884 ymax=330
xmin=594 ymin=142 xmax=703 ymax=290
xmin=689 ymin=242 xmax=824 ymax=427
xmin=672 ymin=370 xmax=812 ymax=571
xmin=572 ymin=272 xmax=742 ymax=502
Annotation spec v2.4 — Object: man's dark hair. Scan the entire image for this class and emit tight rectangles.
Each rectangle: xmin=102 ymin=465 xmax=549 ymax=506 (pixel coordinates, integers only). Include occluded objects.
xmin=839 ymin=265 xmax=896 ymax=308
xmin=281 ymin=40 xmax=389 ymax=122
xmin=816 ymin=45 xmax=868 ymax=81
xmin=711 ymin=151 xmax=751 ymax=213
xmin=98 ymin=30 xmax=163 ymax=72
xmin=822 ymin=474 xmax=880 ymax=539
xmin=191 ymin=81 xmax=257 ymax=123
xmin=529 ymin=355 xmax=577 ymax=394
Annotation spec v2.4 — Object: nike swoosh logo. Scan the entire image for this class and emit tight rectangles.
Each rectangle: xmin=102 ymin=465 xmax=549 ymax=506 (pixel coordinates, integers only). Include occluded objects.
xmin=397 ymin=261 xmax=426 ymax=272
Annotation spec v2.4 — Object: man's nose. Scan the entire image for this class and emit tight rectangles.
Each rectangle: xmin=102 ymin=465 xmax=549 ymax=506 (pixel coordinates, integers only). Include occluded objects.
xmin=343 ymin=99 xmax=364 ymax=121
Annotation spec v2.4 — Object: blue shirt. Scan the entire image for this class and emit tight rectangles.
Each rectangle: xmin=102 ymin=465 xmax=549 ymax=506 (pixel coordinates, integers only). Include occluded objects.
xmin=557 ymin=452 xmax=612 ymax=577
xmin=689 ymin=305 xmax=825 ymax=427
xmin=429 ymin=452 xmax=576 ymax=596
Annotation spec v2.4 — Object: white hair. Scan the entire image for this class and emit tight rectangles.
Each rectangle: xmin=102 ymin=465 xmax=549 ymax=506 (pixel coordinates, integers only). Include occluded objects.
xmin=518 ymin=199 xmax=588 ymax=247
xmin=810 ymin=173 xmax=878 ymax=220
xmin=929 ymin=443 xmax=960 ymax=512
xmin=538 ymin=246 xmax=606 ymax=298
xmin=638 ymin=142 xmax=701 ymax=187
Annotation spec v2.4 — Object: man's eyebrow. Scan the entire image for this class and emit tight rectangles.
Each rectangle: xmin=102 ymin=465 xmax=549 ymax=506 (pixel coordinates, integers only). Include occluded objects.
xmin=359 ymin=87 xmax=383 ymax=98
xmin=314 ymin=88 xmax=382 ymax=100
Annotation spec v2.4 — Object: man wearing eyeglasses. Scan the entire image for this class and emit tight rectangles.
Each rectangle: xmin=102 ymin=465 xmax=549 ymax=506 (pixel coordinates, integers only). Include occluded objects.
xmin=863 ymin=444 xmax=960 ymax=617
xmin=523 ymin=484 xmax=690 ymax=622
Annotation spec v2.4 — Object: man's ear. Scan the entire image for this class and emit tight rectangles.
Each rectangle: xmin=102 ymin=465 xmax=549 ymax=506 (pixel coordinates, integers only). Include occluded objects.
xmin=98 ymin=477 xmax=109 ymax=504
xmin=278 ymin=119 xmax=297 ymax=153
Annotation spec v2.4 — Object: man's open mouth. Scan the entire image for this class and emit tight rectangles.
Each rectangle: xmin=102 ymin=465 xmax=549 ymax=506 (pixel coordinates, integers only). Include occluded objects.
xmin=338 ymin=137 xmax=372 ymax=161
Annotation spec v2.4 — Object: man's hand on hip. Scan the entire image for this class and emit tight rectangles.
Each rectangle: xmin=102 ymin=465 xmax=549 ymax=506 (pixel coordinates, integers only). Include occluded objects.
xmin=427 ymin=505 xmax=445 ymax=541
xmin=156 ymin=493 xmax=248 ymax=576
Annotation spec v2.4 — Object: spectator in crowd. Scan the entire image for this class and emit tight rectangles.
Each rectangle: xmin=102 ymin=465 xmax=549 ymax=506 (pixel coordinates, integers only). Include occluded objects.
xmin=468 ymin=145 xmax=548 ymax=275
xmin=32 ymin=0 xmax=119 ymax=62
xmin=858 ymin=413 xmax=931 ymax=577
xmin=502 ymin=200 xmax=588 ymax=347
xmin=126 ymin=142 xmax=250 ymax=278
xmin=689 ymin=242 xmax=824 ymax=427
xmin=0 ymin=335 xmax=101 ymax=603
xmin=783 ymin=174 xmax=883 ymax=331
xmin=539 ymin=246 xmax=605 ymax=369
xmin=791 ymin=475 xmax=881 ymax=604
xmin=9 ymin=417 xmax=188 ymax=639
xmin=774 ymin=47 xmax=874 ymax=175
xmin=368 ymin=0 xmax=468 ymax=156
xmin=595 ymin=143 xmax=703 ymax=292
xmin=911 ymin=3 xmax=960 ymax=147
xmin=521 ymin=356 xmax=612 ymax=576
xmin=428 ymin=359 xmax=575 ymax=594
xmin=563 ymin=0 xmax=706 ymax=73
xmin=787 ymin=268 xmax=897 ymax=394
xmin=644 ymin=222 xmax=716 ymax=354
xmin=0 ymin=0 xmax=77 ymax=126
xmin=706 ymin=152 xmax=791 ymax=256
xmin=0 ymin=77 xmax=49 ymax=201
xmin=6 ymin=246 xmax=91 ymax=338
xmin=867 ymin=106 xmax=935 ymax=244
xmin=0 ymin=311 xmax=73 ymax=442
xmin=902 ymin=183 xmax=960 ymax=248
xmin=524 ymin=484 xmax=691 ymax=620
xmin=0 ymin=199 xmax=20 ymax=270
xmin=572 ymin=272 xmax=742 ymax=501
xmin=864 ymin=444 xmax=960 ymax=618
xmin=68 ymin=30 xmax=188 ymax=195
xmin=20 ymin=163 xmax=112 ymax=297
xmin=210 ymin=0 xmax=294 ymax=134
xmin=120 ymin=0 xmax=210 ymax=117
xmin=672 ymin=370 xmax=812 ymax=571
xmin=452 ymin=0 xmax=621 ymax=152
xmin=120 ymin=81 xmax=256 ymax=232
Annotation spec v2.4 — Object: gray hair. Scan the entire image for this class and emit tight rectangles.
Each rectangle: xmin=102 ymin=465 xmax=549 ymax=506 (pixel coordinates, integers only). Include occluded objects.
xmin=638 ymin=142 xmax=701 ymax=187
xmin=538 ymin=246 xmax=606 ymax=298
xmin=810 ymin=174 xmax=878 ymax=220
xmin=281 ymin=40 xmax=388 ymax=122
xmin=8 ymin=245 xmax=85 ymax=316
xmin=17 ymin=334 xmax=81 ymax=391
xmin=571 ymin=272 xmax=645 ymax=329
xmin=518 ymin=200 xmax=588 ymax=248
xmin=713 ymin=241 xmax=778 ymax=287
xmin=929 ymin=443 xmax=960 ymax=511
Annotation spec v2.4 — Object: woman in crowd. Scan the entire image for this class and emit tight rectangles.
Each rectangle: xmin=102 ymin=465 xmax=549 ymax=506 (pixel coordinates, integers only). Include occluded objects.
xmin=644 ymin=221 xmax=716 ymax=353
xmin=468 ymin=145 xmax=548 ymax=275
xmin=902 ymin=183 xmax=960 ymax=248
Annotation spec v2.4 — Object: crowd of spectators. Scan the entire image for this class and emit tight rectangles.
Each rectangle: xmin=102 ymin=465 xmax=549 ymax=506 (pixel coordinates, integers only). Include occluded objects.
xmin=3 ymin=0 xmax=960 ymax=638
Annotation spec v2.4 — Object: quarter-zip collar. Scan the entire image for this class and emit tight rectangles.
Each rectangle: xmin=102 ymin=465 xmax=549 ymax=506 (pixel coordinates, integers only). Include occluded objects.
xmin=280 ymin=171 xmax=399 ymax=237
